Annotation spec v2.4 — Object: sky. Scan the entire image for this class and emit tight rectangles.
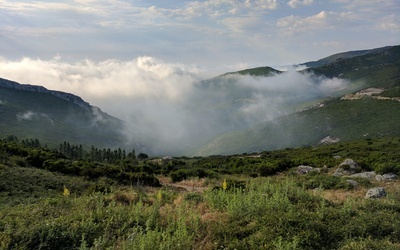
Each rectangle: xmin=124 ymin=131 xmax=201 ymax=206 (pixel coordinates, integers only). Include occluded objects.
xmin=0 ymin=0 xmax=399 ymax=69
xmin=0 ymin=0 xmax=399 ymax=154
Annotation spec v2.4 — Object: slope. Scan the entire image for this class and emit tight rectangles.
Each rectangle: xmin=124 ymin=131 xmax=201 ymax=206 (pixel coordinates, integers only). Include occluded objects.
xmin=196 ymin=45 xmax=400 ymax=155
xmin=0 ymin=77 xmax=126 ymax=148
xmin=301 ymin=45 xmax=395 ymax=68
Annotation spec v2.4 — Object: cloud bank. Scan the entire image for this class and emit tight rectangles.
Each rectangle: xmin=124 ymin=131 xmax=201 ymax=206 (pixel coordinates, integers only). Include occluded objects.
xmin=0 ymin=57 xmax=347 ymax=155
xmin=1 ymin=0 xmax=398 ymax=67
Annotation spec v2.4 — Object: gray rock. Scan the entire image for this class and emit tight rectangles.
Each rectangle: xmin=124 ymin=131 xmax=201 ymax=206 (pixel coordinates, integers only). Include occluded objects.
xmin=339 ymin=159 xmax=358 ymax=169
xmin=333 ymin=159 xmax=359 ymax=176
xmin=346 ymin=179 xmax=358 ymax=187
xmin=332 ymin=170 xmax=343 ymax=177
xmin=365 ymin=187 xmax=386 ymax=198
xmin=296 ymin=165 xmax=320 ymax=174
xmin=375 ymin=173 xmax=397 ymax=181
xmin=350 ymin=171 xmax=376 ymax=179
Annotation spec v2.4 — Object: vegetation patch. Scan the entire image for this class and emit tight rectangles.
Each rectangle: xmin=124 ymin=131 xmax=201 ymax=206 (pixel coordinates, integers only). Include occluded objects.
xmin=1 ymin=136 xmax=400 ymax=249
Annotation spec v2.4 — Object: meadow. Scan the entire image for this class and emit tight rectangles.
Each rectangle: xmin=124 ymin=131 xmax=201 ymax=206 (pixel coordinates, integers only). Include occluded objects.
xmin=1 ymin=136 xmax=400 ymax=249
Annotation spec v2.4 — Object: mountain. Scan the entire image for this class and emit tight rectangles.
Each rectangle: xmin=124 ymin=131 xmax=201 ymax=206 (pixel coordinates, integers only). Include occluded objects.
xmin=0 ymin=77 xmax=126 ymax=148
xmin=195 ymin=45 xmax=400 ymax=155
xmin=301 ymin=46 xmax=395 ymax=68
xmin=222 ymin=66 xmax=283 ymax=77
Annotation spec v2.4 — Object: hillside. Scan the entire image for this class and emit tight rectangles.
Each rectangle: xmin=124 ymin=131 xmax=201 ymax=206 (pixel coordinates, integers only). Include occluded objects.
xmin=0 ymin=78 xmax=126 ymax=148
xmin=196 ymin=45 xmax=400 ymax=155
xmin=301 ymin=45 xmax=395 ymax=68
xmin=1 ymin=136 xmax=400 ymax=249
xmin=222 ymin=66 xmax=282 ymax=77
xmin=306 ymin=45 xmax=400 ymax=89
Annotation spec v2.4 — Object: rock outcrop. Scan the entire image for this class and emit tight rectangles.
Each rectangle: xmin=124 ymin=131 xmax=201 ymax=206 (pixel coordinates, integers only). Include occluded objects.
xmin=0 ymin=77 xmax=91 ymax=109
xmin=333 ymin=159 xmax=359 ymax=176
xmin=365 ymin=187 xmax=386 ymax=198
xmin=350 ymin=171 xmax=376 ymax=179
xmin=296 ymin=165 xmax=320 ymax=175
xmin=375 ymin=173 xmax=397 ymax=182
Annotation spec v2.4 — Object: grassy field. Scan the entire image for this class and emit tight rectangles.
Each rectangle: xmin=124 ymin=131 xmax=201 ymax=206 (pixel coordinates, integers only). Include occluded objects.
xmin=1 ymin=136 xmax=400 ymax=249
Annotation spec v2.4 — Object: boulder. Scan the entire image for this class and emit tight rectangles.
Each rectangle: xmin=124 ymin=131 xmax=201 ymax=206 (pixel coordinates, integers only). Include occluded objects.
xmin=375 ymin=173 xmax=397 ymax=182
xmin=332 ymin=170 xmax=343 ymax=177
xmin=365 ymin=187 xmax=386 ymax=198
xmin=350 ymin=171 xmax=376 ymax=179
xmin=333 ymin=159 xmax=359 ymax=176
xmin=346 ymin=179 xmax=358 ymax=187
xmin=296 ymin=165 xmax=320 ymax=175
xmin=339 ymin=159 xmax=358 ymax=169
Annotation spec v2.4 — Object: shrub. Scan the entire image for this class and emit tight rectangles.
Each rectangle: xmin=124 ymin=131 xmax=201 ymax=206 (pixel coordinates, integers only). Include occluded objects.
xmin=184 ymin=193 xmax=204 ymax=204
xmin=303 ymin=175 xmax=348 ymax=190
xmin=375 ymin=163 xmax=400 ymax=175
xmin=170 ymin=169 xmax=192 ymax=182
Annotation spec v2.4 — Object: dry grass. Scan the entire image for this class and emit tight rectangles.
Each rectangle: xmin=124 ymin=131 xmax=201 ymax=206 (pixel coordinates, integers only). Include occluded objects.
xmin=319 ymin=189 xmax=367 ymax=203
xmin=314 ymin=179 xmax=400 ymax=203
xmin=158 ymin=175 xmax=209 ymax=193
xmin=105 ymin=189 xmax=139 ymax=205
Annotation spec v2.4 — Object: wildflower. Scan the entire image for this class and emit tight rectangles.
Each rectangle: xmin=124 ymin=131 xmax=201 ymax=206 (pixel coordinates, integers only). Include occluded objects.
xmin=222 ymin=179 xmax=227 ymax=190
xmin=63 ymin=185 xmax=70 ymax=196
xmin=157 ymin=190 xmax=162 ymax=202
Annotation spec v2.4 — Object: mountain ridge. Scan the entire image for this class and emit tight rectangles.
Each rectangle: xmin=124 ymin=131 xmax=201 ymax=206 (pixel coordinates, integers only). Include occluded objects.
xmin=301 ymin=45 xmax=395 ymax=68
xmin=0 ymin=77 xmax=91 ymax=110
xmin=0 ymin=77 xmax=127 ymax=149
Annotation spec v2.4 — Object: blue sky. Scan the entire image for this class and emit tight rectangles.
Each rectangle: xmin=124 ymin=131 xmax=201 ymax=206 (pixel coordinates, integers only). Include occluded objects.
xmin=1 ymin=0 xmax=399 ymax=69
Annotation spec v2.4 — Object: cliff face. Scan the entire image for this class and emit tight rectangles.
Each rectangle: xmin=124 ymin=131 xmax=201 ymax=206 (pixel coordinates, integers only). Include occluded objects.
xmin=0 ymin=77 xmax=91 ymax=109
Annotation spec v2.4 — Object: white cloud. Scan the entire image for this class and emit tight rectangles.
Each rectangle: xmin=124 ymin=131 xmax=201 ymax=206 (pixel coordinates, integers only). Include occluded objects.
xmin=0 ymin=56 xmax=201 ymax=101
xmin=220 ymin=15 xmax=262 ymax=33
xmin=0 ymin=0 xmax=397 ymax=88
xmin=16 ymin=111 xmax=38 ymax=121
xmin=277 ymin=11 xmax=356 ymax=35
xmin=245 ymin=0 xmax=278 ymax=10
xmin=287 ymin=0 xmax=313 ymax=8
xmin=332 ymin=0 xmax=398 ymax=11
xmin=375 ymin=14 xmax=400 ymax=32
xmin=16 ymin=111 xmax=54 ymax=124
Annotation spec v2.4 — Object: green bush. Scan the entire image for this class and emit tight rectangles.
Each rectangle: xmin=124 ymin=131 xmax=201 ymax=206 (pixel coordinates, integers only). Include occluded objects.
xmin=303 ymin=174 xmax=349 ymax=190
xmin=170 ymin=169 xmax=192 ymax=182
xmin=184 ymin=193 xmax=204 ymax=204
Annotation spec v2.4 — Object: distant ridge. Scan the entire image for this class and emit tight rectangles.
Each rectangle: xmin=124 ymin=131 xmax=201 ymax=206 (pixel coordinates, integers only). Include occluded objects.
xmin=222 ymin=66 xmax=282 ymax=77
xmin=0 ymin=77 xmax=91 ymax=110
xmin=301 ymin=46 xmax=395 ymax=68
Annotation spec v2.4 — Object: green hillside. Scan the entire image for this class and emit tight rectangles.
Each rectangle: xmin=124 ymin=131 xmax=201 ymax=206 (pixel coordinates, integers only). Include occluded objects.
xmin=307 ymin=45 xmax=400 ymax=89
xmin=196 ymin=97 xmax=400 ymax=155
xmin=223 ymin=66 xmax=282 ymax=77
xmin=1 ymin=136 xmax=400 ymax=249
xmin=0 ymin=78 xmax=125 ymax=149
xmin=301 ymin=45 xmax=395 ymax=68
xmin=197 ymin=45 xmax=400 ymax=155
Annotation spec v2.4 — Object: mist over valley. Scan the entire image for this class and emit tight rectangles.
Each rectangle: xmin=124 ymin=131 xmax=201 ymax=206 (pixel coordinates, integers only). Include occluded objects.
xmin=1 ymin=45 xmax=399 ymax=156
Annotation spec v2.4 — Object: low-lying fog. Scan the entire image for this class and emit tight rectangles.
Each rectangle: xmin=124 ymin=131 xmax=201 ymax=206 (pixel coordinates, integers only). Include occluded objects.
xmin=0 ymin=56 xmax=347 ymax=155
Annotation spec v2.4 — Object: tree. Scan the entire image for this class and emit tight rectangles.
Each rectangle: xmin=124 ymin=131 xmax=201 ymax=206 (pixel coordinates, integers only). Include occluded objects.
xmin=137 ymin=153 xmax=148 ymax=160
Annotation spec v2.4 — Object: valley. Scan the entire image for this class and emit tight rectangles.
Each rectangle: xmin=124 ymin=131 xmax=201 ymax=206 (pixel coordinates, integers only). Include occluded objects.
xmin=1 ymin=45 xmax=400 ymax=249
xmin=1 ymin=45 xmax=399 ymax=156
